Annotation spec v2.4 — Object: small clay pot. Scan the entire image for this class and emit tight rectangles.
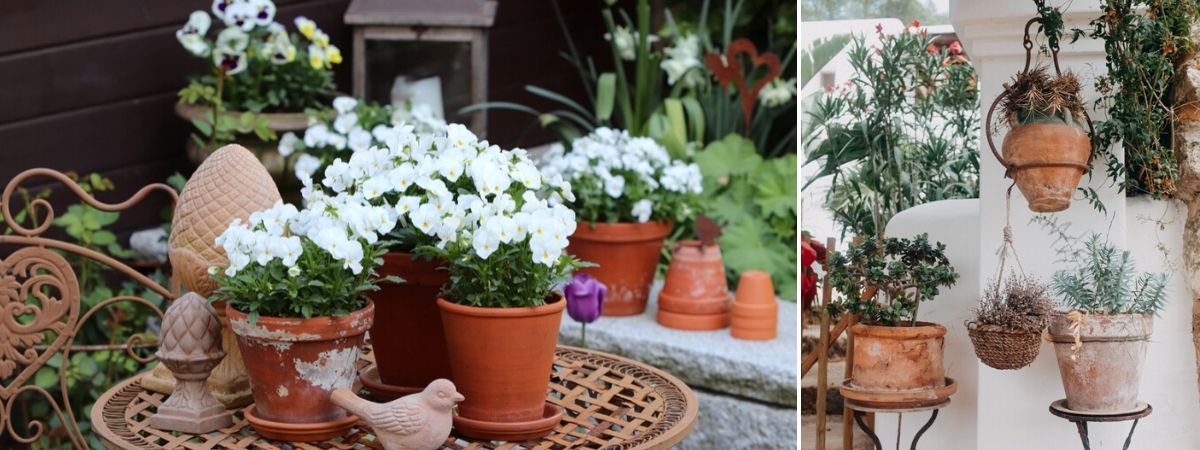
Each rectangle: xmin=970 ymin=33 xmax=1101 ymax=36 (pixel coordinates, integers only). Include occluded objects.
xmin=438 ymin=295 xmax=565 ymax=440
xmin=1048 ymin=312 xmax=1151 ymax=413
xmin=848 ymin=322 xmax=946 ymax=392
xmin=569 ymin=221 xmax=673 ymax=316
xmin=658 ymin=241 xmax=731 ymax=316
xmin=730 ymin=271 xmax=777 ymax=340
xmin=228 ymin=301 xmax=374 ymax=440
xmin=366 ymin=253 xmax=452 ymax=393
xmin=1002 ymin=123 xmax=1091 ymax=213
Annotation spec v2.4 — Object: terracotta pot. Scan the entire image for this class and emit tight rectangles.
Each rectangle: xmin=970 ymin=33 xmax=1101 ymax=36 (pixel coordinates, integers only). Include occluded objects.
xmin=176 ymin=101 xmax=311 ymax=204
xmin=366 ymin=253 xmax=451 ymax=393
xmin=569 ymin=221 xmax=673 ymax=316
xmin=438 ymin=296 xmax=565 ymax=440
xmin=1048 ymin=312 xmax=1151 ymax=413
xmin=1002 ymin=122 xmax=1091 ymax=213
xmin=227 ymin=301 xmax=374 ymax=436
xmin=730 ymin=271 xmax=778 ymax=340
xmin=848 ymin=322 xmax=946 ymax=392
xmin=658 ymin=241 xmax=731 ymax=315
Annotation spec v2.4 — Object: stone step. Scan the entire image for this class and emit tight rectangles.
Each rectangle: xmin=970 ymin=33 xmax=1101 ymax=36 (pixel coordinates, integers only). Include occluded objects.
xmin=800 ymin=414 xmax=875 ymax=450
xmin=801 ymin=358 xmax=845 ymax=414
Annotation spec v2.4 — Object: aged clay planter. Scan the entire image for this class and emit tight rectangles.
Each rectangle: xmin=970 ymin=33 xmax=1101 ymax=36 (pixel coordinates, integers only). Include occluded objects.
xmin=569 ymin=221 xmax=673 ymax=316
xmin=840 ymin=322 xmax=953 ymax=409
xmin=438 ymin=296 xmax=565 ymax=441
xmin=228 ymin=301 xmax=374 ymax=441
xmin=656 ymin=240 xmax=730 ymax=330
xmin=176 ymin=101 xmax=311 ymax=204
xmin=730 ymin=271 xmax=778 ymax=340
xmin=364 ymin=253 xmax=451 ymax=399
xmin=1048 ymin=312 xmax=1151 ymax=413
xmin=1002 ymin=122 xmax=1091 ymax=213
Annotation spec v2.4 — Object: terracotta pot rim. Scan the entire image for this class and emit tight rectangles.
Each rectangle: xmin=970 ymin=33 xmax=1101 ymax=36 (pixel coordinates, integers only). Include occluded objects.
xmin=227 ymin=300 xmax=375 ymax=341
xmin=437 ymin=294 xmax=565 ymax=318
xmin=175 ymin=100 xmax=311 ymax=131
xmin=571 ymin=220 xmax=674 ymax=242
xmin=852 ymin=321 xmax=946 ymax=339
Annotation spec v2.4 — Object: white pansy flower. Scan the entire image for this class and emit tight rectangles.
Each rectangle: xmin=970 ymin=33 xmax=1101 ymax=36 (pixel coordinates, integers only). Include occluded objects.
xmin=216 ymin=27 xmax=249 ymax=51
xmin=223 ymin=1 xmax=257 ymax=30
xmin=303 ymin=123 xmax=330 ymax=147
xmin=212 ymin=47 xmax=247 ymax=75
xmin=249 ymin=0 xmax=275 ymax=26
xmin=294 ymin=153 xmax=322 ymax=181
xmin=177 ymin=33 xmax=211 ymax=57
xmin=212 ymin=0 xmax=238 ymax=21
xmin=278 ymin=132 xmax=299 ymax=157
xmin=472 ymin=227 xmax=500 ymax=259
xmin=334 ymin=112 xmax=358 ymax=135
xmin=333 ymin=96 xmax=358 ymax=115
xmin=631 ymin=199 xmax=653 ymax=223
xmin=348 ymin=128 xmax=372 ymax=153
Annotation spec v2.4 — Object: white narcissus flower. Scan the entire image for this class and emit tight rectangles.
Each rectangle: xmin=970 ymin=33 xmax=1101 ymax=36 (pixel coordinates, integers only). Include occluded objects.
xmin=759 ymin=78 xmax=797 ymax=107
xmin=661 ymin=34 xmax=705 ymax=87
xmin=604 ymin=26 xmax=657 ymax=61
xmin=333 ymin=96 xmax=358 ymax=115
xmin=631 ymin=199 xmax=653 ymax=223
xmin=278 ymin=132 xmax=299 ymax=157
xmin=294 ymin=153 xmax=322 ymax=181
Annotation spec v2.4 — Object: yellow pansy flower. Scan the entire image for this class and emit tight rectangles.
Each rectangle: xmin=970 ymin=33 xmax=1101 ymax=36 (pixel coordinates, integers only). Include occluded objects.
xmin=326 ymin=45 xmax=343 ymax=65
xmin=294 ymin=16 xmax=316 ymax=39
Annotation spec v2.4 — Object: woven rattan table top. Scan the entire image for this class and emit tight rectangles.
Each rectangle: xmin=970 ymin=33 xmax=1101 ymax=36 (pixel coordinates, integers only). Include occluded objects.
xmin=93 ymin=346 xmax=698 ymax=450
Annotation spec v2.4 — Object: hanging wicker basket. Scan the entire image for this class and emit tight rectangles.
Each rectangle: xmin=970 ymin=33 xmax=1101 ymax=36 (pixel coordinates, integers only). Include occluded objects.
xmin=967 ymin=322 xmax=1043 ymax=370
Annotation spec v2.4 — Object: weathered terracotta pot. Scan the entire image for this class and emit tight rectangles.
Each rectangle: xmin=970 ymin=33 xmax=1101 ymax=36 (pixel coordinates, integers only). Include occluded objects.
xmin=366 ymin=253 xmax=451 ymax=395
xmin=228 ymin=301 xmax=374 ymax=440
xmin=848 ymin=322 xmax=946 ymax=392
xmin=656 ymin=241 xmax=730 ymax=330
xmin=1002 ymin=122 xmax=1091 ymax=213
xmin=1048 ymin=312 xmax=1151 ymax=413
xmin=438 ymin=295 xmax=565 ymax=440
xmin=730 ymin=271 xmax=778 ymax=340
xmin=569 ymin=221 xmax=673 ymax=316
xmin=176 ymin=101 xmax=310 ymax=204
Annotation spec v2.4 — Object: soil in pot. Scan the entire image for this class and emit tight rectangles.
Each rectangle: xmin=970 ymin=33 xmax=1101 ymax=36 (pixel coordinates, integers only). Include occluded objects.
xmin=228 ymin=301 xmax=374 ymax=441
xmin=365 ymin=253 xmax=451 ymax=395
xmin=1002 ymin=123 xmax=1091 ymax=213
xmin=438 ymin=296 xmax=565 ymax=441
xmin=569 ymin=221 xmax=673 ymax=316
xmin=1048 ymin=312 xmax=1151 ymax=413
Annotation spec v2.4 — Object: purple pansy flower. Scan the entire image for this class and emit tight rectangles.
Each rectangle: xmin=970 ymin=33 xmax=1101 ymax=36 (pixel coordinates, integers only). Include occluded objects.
xmin=566 ymin=273 xmax=606 ymax=324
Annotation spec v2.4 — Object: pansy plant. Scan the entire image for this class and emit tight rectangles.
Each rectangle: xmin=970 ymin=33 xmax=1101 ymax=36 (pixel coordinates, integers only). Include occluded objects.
xmin=312 ymin=123 xmax=586 ymax=308
xmin=540 ymin=127 xmax=703 ymax=224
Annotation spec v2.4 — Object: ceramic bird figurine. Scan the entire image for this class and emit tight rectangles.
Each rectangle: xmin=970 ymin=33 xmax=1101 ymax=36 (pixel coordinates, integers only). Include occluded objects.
xmin=330 ymin=379 xmax=464 ymax=450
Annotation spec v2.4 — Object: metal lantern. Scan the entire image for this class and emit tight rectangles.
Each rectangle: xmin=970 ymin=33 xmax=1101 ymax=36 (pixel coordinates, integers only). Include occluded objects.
xmin=345 ymin=0 xmax=497 ymax=136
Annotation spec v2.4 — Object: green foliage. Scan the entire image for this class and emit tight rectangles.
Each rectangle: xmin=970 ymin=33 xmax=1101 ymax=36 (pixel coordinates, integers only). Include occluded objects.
xmin=180 ymin=82 xmax=280 ymax=151
xmin=803 ymin=27 xmax=979 ymax=237
xmin=419 ymin=241 xmax=586 ymax=309
xmin=801 ymin=34 xmax=851 ymax=87
xmin=1075 ymin=0 xmax=1199 ymax=199
xmin=695 ymin=134 xmax=797 ymax=298
xmin=1039 ymin=218 xmax=1169 ymax=314
xmin=827 ymin=234 xmax=959 ymax=326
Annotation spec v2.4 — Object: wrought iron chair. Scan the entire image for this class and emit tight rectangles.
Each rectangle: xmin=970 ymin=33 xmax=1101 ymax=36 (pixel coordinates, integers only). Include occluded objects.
xmin=0 ymin=168 xmax=178 ymax=448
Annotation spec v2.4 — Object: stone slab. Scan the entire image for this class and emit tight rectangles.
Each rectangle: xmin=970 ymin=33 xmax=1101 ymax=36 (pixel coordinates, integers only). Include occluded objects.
xmin=678 ymin=389 xmax=797 ymax=450
xmin=558 ymin=282 xmax=798 ymax=407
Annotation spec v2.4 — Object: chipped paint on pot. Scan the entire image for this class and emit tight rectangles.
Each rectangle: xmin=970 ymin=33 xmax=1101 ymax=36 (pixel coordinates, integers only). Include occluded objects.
xmin=227 ymin=301 xmax=373 ymax=425
xmin=1048 ymin=312 xmax=1152 ymax=413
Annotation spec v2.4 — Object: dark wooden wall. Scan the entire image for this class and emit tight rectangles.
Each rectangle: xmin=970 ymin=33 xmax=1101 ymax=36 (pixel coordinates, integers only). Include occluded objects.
xmin=0 ymin=0 xmax=603 ymax=236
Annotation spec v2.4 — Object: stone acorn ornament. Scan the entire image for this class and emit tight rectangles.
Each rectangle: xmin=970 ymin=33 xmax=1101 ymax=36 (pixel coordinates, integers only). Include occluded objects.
xmin=142 ymin=143 xmax=283 ymax=406
xmin=330 ymin=379 xmax=464 ymax=450
xmin=149 ymin=292 xmax=234 ymax=433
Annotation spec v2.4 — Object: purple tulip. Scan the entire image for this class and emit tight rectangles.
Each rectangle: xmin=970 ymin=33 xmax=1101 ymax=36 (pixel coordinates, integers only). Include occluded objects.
xmin=566 ymin=273 xmax=606 ymax=324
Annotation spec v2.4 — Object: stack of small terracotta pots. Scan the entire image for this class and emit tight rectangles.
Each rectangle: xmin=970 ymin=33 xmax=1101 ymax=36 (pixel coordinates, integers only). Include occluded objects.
xmin=656 ymin=241 xmax=732 ymax=330
xmin=730 ymin=271 xmax=778 ymax=340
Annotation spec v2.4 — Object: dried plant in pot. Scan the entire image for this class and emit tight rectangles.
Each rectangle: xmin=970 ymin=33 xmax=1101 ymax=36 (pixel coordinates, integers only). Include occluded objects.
xmin=1046 ymin=230 xmax=1168 ymax=414
xmin=828 ymin=234 xmax=960 ymax=409
xmin=967 ymin=275 xmax=1053 ymax=370
xmin=992 ymin=66 xmax=1092 ymax=213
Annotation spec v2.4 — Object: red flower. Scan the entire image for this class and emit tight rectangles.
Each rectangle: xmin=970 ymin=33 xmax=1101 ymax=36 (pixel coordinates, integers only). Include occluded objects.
xmin=801 ymin=240 xmax=817 ymax=267
xmin=801 ymin=273 xmax=818 ymax=308
xmin=875 ymin=23 xmax=883 ymax=33
xmin=912 ymin=19 xmax=920 ymax=28
xmin=919 ymin=29 xmax=927 ymax=38
xmin=927 ymin=44 xmax=938 ymax=54
xmin=949 ymin=41 xmax=963 ymax=54
xmin=825 ymin=84 xmax=835 ymax=92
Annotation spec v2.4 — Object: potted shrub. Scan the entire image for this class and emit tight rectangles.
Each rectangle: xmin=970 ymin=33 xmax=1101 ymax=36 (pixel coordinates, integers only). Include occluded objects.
xmin=1047 ymin=232 xmax=1167 ymax=413
xmin=174 ymin=2 xmax=344 ymax=192
xmin=828 ymin=234 xmax=959 ymax=408
xmin=541 ymin=127 xmax=703 ymax=316
xmin=211 ymin=194 xmax=393 ymax=441
xmin=967 ymin=275 xmax=1054 ymax=370
xmin=997 ymin=66 xmax=1091 ymax=212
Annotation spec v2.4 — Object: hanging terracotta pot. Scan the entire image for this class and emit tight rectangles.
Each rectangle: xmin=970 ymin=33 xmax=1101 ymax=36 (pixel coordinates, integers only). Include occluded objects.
xmin=839 ymin=322 xmax=957 ymax=409
xmin=228 ymin=301 xmax=373 ymax=441
xmin=656 ymin=240 xmax=731 ymax=330
xmin=1048 ymin=312 xmax=1151 ymax=414
xmin=1001 ymin=123 xmax=1091 ymax=213
xmin=568 ymin=221 xmax=673 ymax=316
xmin=363 ymin=252 xmax=452 ymax=400
xmin=438 ymin=296 xmax=565 ymax=441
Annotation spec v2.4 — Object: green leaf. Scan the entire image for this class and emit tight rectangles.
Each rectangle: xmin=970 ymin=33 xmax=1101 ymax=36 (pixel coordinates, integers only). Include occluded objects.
xmin=35 ymin=368 xmax=58 ymax=389
xmin=92 ymin=230 xmax=117 ymax=245
xmin=695 ymin=133 xmax=762 ymax=191
xmin=595 ymin=73 xmax=616 ymax=122
xmin=752 ymin=155 xmax=797 ymax=218
xmin=681 ymin=96 xmax=706 ymax=143
xmin=73 ymin=353 xmax=99 ymax=377
xmin=190 ymin=118 xmax=213 ymax=137
xmin=719 ymin=217 xmax=795 ymax=296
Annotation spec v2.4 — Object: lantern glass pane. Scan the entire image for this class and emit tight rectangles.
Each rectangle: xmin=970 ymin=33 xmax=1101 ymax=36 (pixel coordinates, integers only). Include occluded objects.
xmin=365 ymin=39 xmax=474 ymax=126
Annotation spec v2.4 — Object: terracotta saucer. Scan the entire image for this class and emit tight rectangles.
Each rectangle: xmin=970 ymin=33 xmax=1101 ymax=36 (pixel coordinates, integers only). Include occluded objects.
xmin=1050 ymin=399 xmax=1150 ymax=417
xmin=656 ymin=308 xmax=729 ymax=331
xmin=359 ymin=364 xmax=422 ymax=402
xmin=839 ymin=377 xmax=958 ymax=410
xmin=453 ymin=402 xmax=563 ymax=441
xmin=244 ymin=407 xmax=359 ymax=442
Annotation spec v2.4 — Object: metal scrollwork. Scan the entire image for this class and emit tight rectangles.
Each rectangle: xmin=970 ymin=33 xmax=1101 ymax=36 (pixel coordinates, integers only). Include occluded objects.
xmin=0 ymin=168 xmax=178 ymax=448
